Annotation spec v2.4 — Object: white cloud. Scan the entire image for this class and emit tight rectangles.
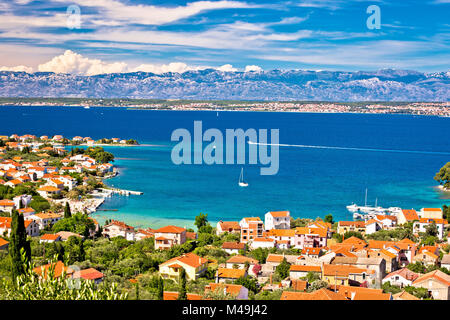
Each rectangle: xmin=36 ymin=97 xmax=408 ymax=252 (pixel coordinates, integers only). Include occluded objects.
xmin=245 ymin=65 xmax=263 ymax=72
xmin=217 ymin=64 xmax=237 ymax=72
xmin=37 ymin=50 xmax=127 ymax=75
xmin=0 ymin=65 xmax=33 ymax=73
xmin=275 ymin=17 xmax=309 ymax=25
xmin=29 ymin=50 xmax=239 ymax=75
xmin=50 ymin=0 xmax=256 ymax=26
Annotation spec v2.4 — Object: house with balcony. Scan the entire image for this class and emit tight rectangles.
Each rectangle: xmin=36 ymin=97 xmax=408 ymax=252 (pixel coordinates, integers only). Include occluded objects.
xmin=153 ymin=225 xmax=186 ymax=250
xmin=337 ymin=221 xmax=366 ymax=235
xmin=102 ymin=220 xmax=135 ymax=241
xmin=239 ymin=217 xmax=264 ymax=244
xmin=294 ymin=226 xmax=328 ymax=249
xmin=26 ymin=212 xmax=63 ymax=230
xmin=216 ymin=220 xmax=241 ymax=236
xmin=264 ymin=211 xmax=290 ymax=230
xmin=413 ymin=218 xmax=448 ymax=240
xmin=159 ymin=252 xmax=208 ymax=281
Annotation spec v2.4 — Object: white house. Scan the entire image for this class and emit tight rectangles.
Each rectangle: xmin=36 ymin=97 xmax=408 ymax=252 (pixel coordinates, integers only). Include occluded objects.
xmin=413 ymin=218 xmax=448 ymax=240
xmin=153 ymin=225 xmax=186 ymax=250
xmin=102 ymin=220 xmax=135 ymax=241
xmin=264 ymin=211 xmax=290 ymax=230
xmin=382 ymin=268 xmax=419 ymax=288
xmin=365 ymin=219 xmax=383 ymax=235
xmin=222 ymin=242 xmax=245 ymax=255
xmin=249 ymin=237 xmax=275 ymax=250
xmin=376 ymin=215 xmax=397 ymax=228
xmin=26 ymin=212 xmax=63 ymax=230
xmin=13 ymin=195 xmax=33 ymax=208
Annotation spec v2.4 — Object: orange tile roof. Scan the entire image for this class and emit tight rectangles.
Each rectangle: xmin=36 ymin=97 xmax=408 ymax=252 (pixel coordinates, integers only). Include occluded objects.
xmin=418 ymin=245 xmax=439 ymax=254
xmin=35 ymin=212 xmax=62 ymax=219
xmin=295 ymin=227 xmax=327 ymax=237
xmin=337 ymin=285 xmax=383 ymax=300
xmin=227 ymin=255 xmax=258 ymax=265
xmin=266 ymin=254 xmax=285 ymax=263
xmin=383 ymin=268 xmax=419 ymax=282
xmin=267 ymin=211 xmax=290 ymax=217
xmin=399 ymin=238 xmax=415 ymax=245
xmin=242 ymin=217 xmax=262 ymax=223
xmin=40 ymin=233 xmax=61 ymax=241
xmin=217 ymin=221 xmax=241 ymax=231
xmin=79 ymin=268 xmax=104 ymax=280
xmin=368 ymin=240 xmax=393 ymax=250
xmin=222 ymin=242 xmax=245 ymax=250
xmin=290 ymin=265 xmax=322 ymax=273
xmin=205 ymin=283 xmax=243 ymax=296
xmin=423 ymin=208 xmax=442 ymax=212
xmin=401 ymin=209 xmax=419 ymax=221
xmin=418 ymin=218 xmax=448 ymax=224
xmin=379 ymin=249 xmax=397 ymax=259
xmin=33 ymin=261 xmax=73 ymax=279
xmin=365 ymin=219 xmax=381 ymax=226
xmin=37 ymin=186 xmax=60 ymax=192
xmin=291 ymin=279 xmax=307 ymax=291
xmin=392 ymin=291 xmax=419 ymax=300
xmin=162 ymin=252 xmax=208 ymax=269
xmin=163 ymin=292 xmax=202 ymax=300
xmin=106 ymin=220 xmax=134 ymax=230
xmin=155 ymin=225 xmax=186 ymax=234
xmin=342 ymin=236 xmax=367 ymax=246
xmin=322 ymin=264 xmax=368 ymax=277
xmin=281 ymin=288 xmax=347 ymax=300
xmin=266 ymin=229 xmax=295 ymax=237
xmin=0 ymin=199 xmax=14 ymax=206
xmin=0 ymin=238 xmax=9 ymax=247
xmin=338 ymin=221 xmax=366 ymax=227
xmin=376 ymin=215 xmax=397 ymax=221
xmin=217 ymin=268 xmax=246 ymax=279
xmin=253 ymin=237 xmax=274 ymax=242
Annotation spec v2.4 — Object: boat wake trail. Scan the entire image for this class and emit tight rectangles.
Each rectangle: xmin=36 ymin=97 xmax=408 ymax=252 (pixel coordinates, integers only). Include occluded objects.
xmin=248 ymin=141 xmax=450 ymax=155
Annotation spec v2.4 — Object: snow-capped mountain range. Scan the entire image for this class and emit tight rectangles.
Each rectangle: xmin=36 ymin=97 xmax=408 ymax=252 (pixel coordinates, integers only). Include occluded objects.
xmin=0 ymin=69 xmax=449 ymax=101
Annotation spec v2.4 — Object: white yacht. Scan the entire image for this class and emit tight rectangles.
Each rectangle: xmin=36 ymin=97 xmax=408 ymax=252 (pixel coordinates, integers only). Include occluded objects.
xmin=238 ymin=168 xmax=248 ymax=187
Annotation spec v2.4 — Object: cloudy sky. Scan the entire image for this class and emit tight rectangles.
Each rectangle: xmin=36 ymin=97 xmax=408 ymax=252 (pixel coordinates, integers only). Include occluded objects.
xmin=0 ymin=0 xmax=449 ymax=75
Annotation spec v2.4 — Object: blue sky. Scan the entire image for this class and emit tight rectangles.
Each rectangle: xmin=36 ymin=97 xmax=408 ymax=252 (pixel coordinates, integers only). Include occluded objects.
xmin=0 ymin=0 xmax=449 ymax=74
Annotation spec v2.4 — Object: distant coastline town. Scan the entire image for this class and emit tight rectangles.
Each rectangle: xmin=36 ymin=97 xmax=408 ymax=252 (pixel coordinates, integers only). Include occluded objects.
xmin=0 ymin=98 xmax=449 ymax=117
xmin=0 ymin=133 xmax=450 ymax=300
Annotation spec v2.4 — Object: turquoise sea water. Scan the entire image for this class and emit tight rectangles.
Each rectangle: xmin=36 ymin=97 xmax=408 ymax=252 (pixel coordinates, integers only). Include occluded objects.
xmin=1 ymin=106 xmax=449 ymax=229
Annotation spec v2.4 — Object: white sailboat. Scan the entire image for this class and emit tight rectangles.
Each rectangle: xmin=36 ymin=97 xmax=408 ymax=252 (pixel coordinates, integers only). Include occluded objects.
xmin=238 ymin=168 xmax=248 ymax=187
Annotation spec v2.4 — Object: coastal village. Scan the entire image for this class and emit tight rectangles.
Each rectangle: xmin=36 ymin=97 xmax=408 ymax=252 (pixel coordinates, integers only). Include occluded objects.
xmin=0 ymin=133 xmax=449 ymax=300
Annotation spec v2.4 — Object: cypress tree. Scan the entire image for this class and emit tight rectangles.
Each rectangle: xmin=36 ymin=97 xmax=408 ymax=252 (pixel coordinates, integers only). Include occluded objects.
xmin=9 ymin=210 xmax=31 ymax=279
xmin=177 ymin=268 xmax=187 ymax=300
xmin=135 ymin=282 xmax=140 ymax=300
xmin=157 ymin=276 xmax=164 ymax=300
xmin=64 ymin=202 xmax=72 ymax=219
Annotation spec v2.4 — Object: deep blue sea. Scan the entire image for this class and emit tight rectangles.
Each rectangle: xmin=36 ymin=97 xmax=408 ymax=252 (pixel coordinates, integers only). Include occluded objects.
xmin=1 ymin=105 xmax=449 ymax=229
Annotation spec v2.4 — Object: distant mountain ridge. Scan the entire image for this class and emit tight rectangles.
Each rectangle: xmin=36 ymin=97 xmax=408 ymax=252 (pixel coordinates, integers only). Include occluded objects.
xmin=0 ymin=68 xmax=449 ymax=101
